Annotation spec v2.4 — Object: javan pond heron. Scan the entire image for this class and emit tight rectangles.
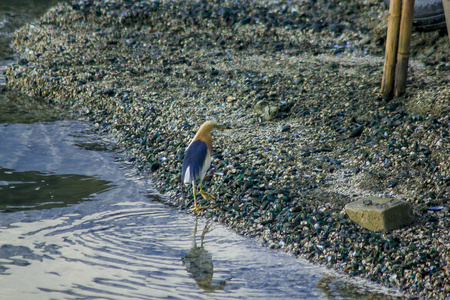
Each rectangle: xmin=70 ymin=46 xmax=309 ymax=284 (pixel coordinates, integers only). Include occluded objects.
xmin=182 ymin=121 xmax=228 ymax=212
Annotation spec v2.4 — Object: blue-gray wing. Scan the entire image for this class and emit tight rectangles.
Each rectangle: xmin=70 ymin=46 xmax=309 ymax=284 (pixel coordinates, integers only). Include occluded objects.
xmin=182 ymin=140 xmax=208 ymax=183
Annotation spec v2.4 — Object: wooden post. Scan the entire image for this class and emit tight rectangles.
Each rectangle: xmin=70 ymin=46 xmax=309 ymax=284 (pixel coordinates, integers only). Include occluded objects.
xmin=394 ymin=0 xmax=415 ymax=97
xmin=443 ymin=0 xmax=450 ymax=40
xmin=381 ymin=0 xmax=402 ymax=98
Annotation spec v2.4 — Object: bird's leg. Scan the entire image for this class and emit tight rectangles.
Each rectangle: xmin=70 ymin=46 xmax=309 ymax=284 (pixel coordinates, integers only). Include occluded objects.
xmin=190 ymin=182 xmax=205 ymax=213
xmin=191 ymin=182 xmax=199 ymax=212
xmin=199 ymin=177 xmax=215 ymax=202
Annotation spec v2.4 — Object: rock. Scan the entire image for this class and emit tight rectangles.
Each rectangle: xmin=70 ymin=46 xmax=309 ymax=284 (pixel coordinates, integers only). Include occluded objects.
xmin=349 ymin=125 xmax=364 ymax=138
xmin=254 ymin=100 xmax=279 ymax=121
xmin=344 ymin=197 xmax=414 ymax=232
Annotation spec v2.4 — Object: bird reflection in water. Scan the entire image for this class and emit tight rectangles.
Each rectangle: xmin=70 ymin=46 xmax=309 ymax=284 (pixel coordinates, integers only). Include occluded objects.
xmin=182 ymin=217 xmax=228 ymax=292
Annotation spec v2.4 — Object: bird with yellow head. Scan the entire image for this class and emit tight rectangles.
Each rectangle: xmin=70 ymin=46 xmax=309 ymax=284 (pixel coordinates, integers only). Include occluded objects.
xmin=182 ymin=121 xmax=228 ymax=212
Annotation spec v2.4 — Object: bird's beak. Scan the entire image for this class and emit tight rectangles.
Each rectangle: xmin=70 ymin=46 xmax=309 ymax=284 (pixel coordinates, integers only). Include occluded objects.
xmin=217 ymin=124 xmax=230 ymax=130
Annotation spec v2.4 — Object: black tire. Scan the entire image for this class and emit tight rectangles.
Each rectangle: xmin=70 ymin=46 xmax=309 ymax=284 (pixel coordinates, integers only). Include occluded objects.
xmin=384 ymin=0 xmax=447 ymax=31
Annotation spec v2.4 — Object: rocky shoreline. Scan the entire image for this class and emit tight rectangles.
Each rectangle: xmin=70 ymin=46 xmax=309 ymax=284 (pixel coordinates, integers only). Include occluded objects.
xmin=5 ymin=0 xmax=449 ymax=298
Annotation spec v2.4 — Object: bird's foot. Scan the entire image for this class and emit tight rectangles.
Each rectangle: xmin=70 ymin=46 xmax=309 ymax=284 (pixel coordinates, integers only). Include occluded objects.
xmin=200 ymin=191 xmax=215 ymax=202
xmin=190 ymin=205 xmax=206 ymax=213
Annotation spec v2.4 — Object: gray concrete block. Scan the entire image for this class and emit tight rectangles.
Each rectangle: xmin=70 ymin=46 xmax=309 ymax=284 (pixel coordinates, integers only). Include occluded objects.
xmin=344 ymin=197 xmax=414 ymax=232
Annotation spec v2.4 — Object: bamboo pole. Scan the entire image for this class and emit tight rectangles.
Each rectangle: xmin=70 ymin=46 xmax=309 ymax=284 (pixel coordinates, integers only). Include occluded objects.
xmin=394 ymin=0 xmax=415 ymax=97
xmin=443 ymin=0 xmax=450 ymax=41
xmin=381 ymin=0 xmax=402 ymax=98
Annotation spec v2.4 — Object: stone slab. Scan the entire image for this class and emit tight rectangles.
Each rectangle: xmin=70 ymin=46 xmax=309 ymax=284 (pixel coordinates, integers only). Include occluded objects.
xmin=344 ymin=197 xmax=414 ymax=232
